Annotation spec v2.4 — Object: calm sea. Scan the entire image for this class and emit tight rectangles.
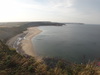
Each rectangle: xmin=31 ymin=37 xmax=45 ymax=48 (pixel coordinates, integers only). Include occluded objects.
xmin=32 ymin=24 xmax=100 ymax=63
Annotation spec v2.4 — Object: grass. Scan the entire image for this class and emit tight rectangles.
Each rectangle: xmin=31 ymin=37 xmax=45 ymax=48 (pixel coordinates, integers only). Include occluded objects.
xmin=0 ymin=40 xmax=100 ymax=75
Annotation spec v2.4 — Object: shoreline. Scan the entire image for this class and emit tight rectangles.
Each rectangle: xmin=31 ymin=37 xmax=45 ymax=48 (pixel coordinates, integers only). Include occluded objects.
xmin=7 ymin=27 xmax=42 ymax=58
xmin=21 ymin=27 xmax=42 ymax=57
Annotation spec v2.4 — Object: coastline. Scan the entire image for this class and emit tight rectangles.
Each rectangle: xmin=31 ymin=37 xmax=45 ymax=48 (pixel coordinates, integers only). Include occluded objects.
xmin=21 ymin=27 xmax=42 ymax=57
xmin=7 ymin=27 xmax=42 ymax=58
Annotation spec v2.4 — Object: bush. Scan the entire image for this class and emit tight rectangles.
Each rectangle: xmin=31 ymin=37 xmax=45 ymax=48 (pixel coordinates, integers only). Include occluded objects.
xmin=28 ymin=65 xmax=34 ymax=72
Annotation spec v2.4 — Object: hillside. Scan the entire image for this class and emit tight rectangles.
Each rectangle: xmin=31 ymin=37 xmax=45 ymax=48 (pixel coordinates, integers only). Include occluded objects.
xmin=0 ymin=22 xmax=64 ymax=42
xmin=0 ymin=40 xmax=100 ymax=75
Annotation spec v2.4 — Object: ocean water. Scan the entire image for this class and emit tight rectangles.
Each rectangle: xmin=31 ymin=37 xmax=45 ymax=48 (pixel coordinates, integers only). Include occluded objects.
xmin=32 ymin=24 xmax=100 ymax=63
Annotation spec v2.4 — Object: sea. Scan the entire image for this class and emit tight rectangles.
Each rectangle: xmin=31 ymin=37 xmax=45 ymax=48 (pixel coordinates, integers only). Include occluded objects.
xmin=32 ymin=24 xmax=100 ymax=63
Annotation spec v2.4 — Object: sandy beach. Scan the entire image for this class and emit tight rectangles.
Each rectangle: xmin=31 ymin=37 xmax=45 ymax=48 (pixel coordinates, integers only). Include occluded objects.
xmin=7 ymin=27 xmax=42 ymax=57
xmin=21 ymin=27 xmax=42 ymax=57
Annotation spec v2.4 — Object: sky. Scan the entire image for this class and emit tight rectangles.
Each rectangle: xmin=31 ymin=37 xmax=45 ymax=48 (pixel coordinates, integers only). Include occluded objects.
xmin=0 ymin=0 xmax=100 ymax=24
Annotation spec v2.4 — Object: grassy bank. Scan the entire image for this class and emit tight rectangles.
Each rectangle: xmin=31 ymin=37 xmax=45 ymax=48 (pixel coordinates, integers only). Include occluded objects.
xmin=0 ymin=40 xmax=100 ymax=75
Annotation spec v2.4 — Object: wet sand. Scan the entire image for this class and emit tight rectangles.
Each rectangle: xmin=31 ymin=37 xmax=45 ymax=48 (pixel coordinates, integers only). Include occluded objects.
xmin=21 ymin=27 xmax=42 ymax=57
xmin=7 ymin=27 xmax=42 ymax=57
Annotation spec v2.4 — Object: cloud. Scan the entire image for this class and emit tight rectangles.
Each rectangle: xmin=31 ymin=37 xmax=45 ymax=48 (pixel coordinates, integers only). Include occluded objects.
xmin=0 ymin=0 xmax=77 ymax=22
xmin=49 ymin=0 xmax=74 ymax=8
xmin=16 ymin=0 xmax=75 ymax=11
xmin=1 ymin=0 xmax=99 ymax=24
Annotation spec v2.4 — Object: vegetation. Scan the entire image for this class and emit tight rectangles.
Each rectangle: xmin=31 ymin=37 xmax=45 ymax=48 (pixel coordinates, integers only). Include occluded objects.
xmin=0 ymin=22 xmax=64 ymax=42
xmin=0 ymin=40 xmax=100 ymax=75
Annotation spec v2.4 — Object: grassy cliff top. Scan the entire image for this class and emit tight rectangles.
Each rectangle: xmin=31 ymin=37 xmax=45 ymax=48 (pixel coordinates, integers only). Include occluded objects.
xmin=0 ymin=40 xmax=100 ymax=75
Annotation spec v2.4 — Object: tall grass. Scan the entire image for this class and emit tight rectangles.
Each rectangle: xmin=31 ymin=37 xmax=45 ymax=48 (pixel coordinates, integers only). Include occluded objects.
xmin=0 ymin=40 xmax=100 ymax=75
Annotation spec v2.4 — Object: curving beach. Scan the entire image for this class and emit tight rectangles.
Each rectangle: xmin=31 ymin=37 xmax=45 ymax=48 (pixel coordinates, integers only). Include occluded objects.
xmin=21 ymin=27 xmax=42 ymax=57
xmin=7 ymin=27 xmax=42 ymax=57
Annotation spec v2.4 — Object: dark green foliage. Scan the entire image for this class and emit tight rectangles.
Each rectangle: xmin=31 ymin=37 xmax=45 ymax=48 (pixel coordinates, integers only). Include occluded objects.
xmin=28 ymin=65 xmax=34 ymax=72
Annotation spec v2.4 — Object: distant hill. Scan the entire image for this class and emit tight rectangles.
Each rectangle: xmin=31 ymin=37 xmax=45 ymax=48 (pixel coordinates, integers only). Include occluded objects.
xmin=65 ymin=23 xmax=85 ymax=25
xmin=0 ymin=22 xmax=65 ymax=42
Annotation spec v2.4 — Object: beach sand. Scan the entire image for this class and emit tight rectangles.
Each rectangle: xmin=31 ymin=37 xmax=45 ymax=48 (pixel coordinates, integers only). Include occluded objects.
xmin=7 ymin=27 xmax=42 ymax=57
xmin=21 ymin=27 xmax=42 ymax=57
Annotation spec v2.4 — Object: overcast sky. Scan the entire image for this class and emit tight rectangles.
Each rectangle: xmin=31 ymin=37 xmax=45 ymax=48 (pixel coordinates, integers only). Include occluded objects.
xmin=0 ymin=0 xmax=100 ymax=24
